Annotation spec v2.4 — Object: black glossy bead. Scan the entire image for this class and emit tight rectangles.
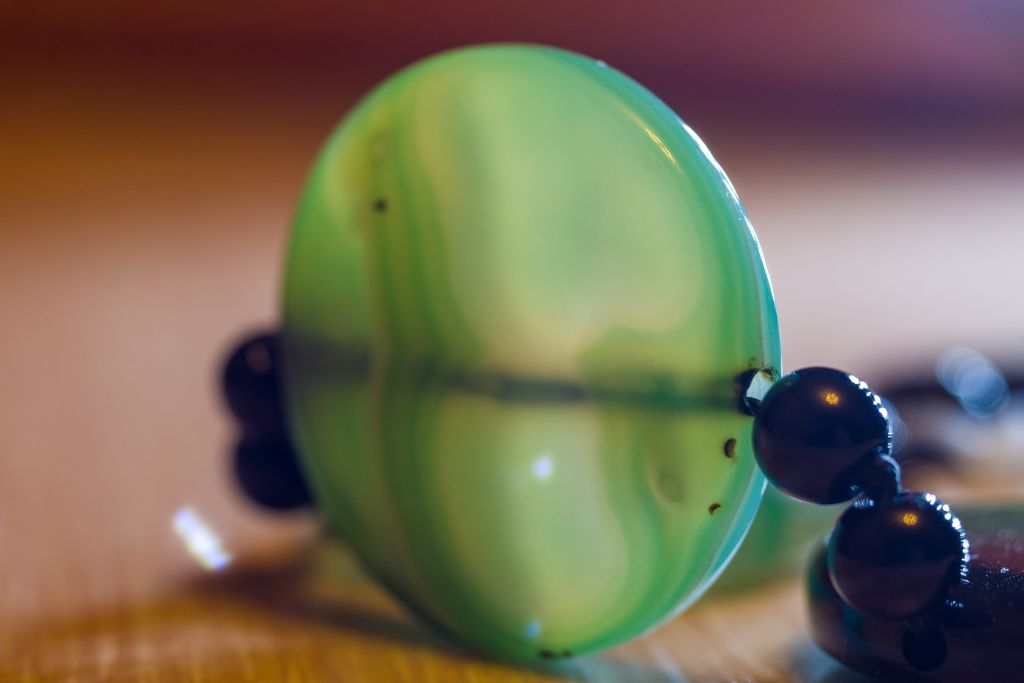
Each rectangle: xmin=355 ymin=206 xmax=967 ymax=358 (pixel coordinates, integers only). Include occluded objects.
xmin=752 ymin=366 xmax=893 ymax=504
xmin=828 ymin=492 xmax=968 ymax=620
xmin=233 ymin=431 xmax=312 ymax=510
xmin=222 ymin=332 xmax=286 ymax=434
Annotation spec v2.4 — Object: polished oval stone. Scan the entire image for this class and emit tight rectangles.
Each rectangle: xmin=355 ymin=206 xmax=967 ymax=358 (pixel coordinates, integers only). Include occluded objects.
xmin=281 ymin=44 xmax=781 ymax=660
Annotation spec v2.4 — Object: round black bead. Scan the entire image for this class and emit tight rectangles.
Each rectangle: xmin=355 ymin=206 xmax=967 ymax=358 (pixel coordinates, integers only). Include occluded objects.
xmin=752 ymin=367 xmax=893 ymax=504
xmin=828 ymin=492 xmax=968 ymax=620
xmin=222 ymin=333 xmax=286 ymax=434
xmin=233 ymin=431 xmax=312 ymax=510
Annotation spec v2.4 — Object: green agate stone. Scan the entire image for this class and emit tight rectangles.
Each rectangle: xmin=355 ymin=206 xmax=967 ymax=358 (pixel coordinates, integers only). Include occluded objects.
xmin=281 ymin=44 xmax=781 ymax=660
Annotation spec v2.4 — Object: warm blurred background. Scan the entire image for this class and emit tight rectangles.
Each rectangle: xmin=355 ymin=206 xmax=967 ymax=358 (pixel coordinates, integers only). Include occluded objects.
xmin=2 ymin=2 xmax=1023 ymax=680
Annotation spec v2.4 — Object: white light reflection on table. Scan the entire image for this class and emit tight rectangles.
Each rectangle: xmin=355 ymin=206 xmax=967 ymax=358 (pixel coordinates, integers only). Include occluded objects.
xmin=172 ymin=507 xmax=232 ymax=571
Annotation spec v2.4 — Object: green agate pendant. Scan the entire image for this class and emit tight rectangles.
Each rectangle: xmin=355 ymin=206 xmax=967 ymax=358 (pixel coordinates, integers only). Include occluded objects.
xmin=281 ymin=44 xmax=781 ymax=660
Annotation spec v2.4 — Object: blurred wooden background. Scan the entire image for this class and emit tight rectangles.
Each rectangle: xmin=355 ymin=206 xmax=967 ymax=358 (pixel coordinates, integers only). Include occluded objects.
xmin=1 ymin=2 xmax=1023 ymax=680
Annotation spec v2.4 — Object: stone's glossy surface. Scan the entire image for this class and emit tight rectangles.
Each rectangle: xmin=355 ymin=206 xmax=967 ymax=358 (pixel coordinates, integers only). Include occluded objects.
xmin=281 ymin=45 xmax=781 ymax=659
xmin=809 ymin=506 xmax=1021 ymax=680
xmin=752 ymin=367 xmax=892 ymax=504
xmin=222 ymin=333 xmax=286 ymax=434
xmin=828 ymin=493 xmax=968 ymax=620
xmin=234 ymin=431 xmax=312 ymax=510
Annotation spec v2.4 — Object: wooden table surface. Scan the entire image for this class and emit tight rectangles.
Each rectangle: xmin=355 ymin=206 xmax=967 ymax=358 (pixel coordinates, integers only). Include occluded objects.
xmin=2 ymin=54 xmax=1023 ymax=682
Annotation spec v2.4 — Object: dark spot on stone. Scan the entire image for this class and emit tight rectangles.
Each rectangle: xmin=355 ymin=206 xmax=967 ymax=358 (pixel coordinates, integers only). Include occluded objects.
xmin=562 ymin=650 xmax=572 ymax=658
xmin=373 ymin=198 xmax=388 ymax=213
xmin=723 ymin=438 xmax=737 ymax=459
xmin=539 ymin=649 xmax=557 ymax=660
xmin=709 ymin=502 xmax=722 ymax=515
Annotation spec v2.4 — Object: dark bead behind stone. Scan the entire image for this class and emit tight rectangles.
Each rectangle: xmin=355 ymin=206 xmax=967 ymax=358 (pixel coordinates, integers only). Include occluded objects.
xmin=233 ymin=431 xmax=312 ymax=510
xmin=752 ymin=367 xmax=893 ymax=504
xmin=222 ymin=333 xmax=286 ymax=434
xmin=828 ymin=492 xmax=968 ymax=620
